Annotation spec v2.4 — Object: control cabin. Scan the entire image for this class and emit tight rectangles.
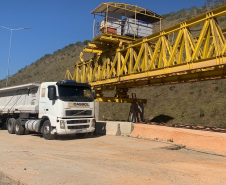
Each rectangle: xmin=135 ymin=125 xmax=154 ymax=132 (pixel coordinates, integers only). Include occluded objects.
xmin=84 ymin=3 xmax=163 ymax=54
xmin=92 ymin=3 xmax=162 ymax=39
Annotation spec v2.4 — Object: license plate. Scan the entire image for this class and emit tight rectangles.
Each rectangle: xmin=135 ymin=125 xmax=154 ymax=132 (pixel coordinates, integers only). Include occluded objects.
xmin=76 ymin=130 xmax=83 ymax=132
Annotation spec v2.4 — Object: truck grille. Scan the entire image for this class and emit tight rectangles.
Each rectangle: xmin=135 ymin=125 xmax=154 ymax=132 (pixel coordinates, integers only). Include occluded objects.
xmin=67 ymin=120 xmax=88 ymax=124
xmin=68 ymin=125 xmax=89 ymax=129
xmin=65 ymin=110 xmax=92 ymax=116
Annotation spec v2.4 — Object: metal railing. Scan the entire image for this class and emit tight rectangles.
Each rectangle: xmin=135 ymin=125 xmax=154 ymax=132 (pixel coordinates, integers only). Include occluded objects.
xmin=94 ymin=16 xmax=153 ymax=38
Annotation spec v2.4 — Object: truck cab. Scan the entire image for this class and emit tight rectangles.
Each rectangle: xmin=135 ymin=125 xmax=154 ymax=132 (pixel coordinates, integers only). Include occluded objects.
xmin=39 ymin=80 xmax=96 ymax=138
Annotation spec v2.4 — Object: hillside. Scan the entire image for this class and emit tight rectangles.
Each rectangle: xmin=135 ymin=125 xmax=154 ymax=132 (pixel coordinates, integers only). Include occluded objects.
xmin=99 ymin=79 xmax=226 ymax=128
xmin=153 ymin=0 xmax=226 ymax=33
xmin=0 ymin=41 xmax=92 ymax=87
xmin=1 ymin=1 xmax=226 ymax=128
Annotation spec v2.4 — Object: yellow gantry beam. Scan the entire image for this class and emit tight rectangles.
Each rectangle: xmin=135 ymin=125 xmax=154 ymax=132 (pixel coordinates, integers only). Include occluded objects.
xmin=95 ymin=97 xmax=147 ymax=103
xmin=65 ymin=4 xmax=226 ymax=102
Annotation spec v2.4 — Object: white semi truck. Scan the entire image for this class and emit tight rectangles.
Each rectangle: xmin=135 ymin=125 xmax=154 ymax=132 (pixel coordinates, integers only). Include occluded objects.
xmin=0 ymin=80 xmax=96 ymax=140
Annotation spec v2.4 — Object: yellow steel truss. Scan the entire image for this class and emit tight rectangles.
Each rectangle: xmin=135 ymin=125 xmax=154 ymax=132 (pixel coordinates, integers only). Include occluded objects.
xmin=65 ymin=4 xmax=226 ymax=102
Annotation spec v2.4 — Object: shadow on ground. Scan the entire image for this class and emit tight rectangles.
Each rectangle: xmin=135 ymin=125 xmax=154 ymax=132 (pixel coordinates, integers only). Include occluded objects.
xmin=29 ymin=132 xmax=104 ymax=140
xmin=149 ymin=114 xmax=174 ymax=123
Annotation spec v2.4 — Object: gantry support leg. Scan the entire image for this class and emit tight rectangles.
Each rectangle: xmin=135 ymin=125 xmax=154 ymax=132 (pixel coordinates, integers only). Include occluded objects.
xmin=95 ymin=88 xmax=103 ymax=98
xmin=129 ymin=93 xmax=144 ymax=123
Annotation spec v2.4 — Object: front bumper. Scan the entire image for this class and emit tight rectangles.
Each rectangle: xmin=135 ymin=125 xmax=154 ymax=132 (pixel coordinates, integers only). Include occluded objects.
xmin=52 ymin=118 xmax=95 ymax=135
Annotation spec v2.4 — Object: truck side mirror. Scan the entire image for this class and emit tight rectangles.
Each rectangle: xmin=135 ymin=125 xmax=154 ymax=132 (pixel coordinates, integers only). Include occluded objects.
xmin=48 ymin=86 xmax=57 ymax=100
xmin=92 ymin=90 xmax=97 ymax=99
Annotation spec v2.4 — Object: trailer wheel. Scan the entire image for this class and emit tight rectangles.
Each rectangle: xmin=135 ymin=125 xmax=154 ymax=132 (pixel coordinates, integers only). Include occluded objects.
xmin=7 ymin=118 xmax=16 ymax=134
xmin=15 ymin=119 xmax=25 ymax=135
xmin=42 ymin=120 xmax=55 ymax=140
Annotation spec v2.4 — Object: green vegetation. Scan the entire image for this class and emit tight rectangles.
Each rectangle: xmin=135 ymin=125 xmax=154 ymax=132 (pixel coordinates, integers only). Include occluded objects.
xmin=161 ymin=0 xmax=224 ymax=19
xmin=99 ymin=79 xmax=226 ymax=127
xmin=153 ymin=0 xmax=226 ymax=33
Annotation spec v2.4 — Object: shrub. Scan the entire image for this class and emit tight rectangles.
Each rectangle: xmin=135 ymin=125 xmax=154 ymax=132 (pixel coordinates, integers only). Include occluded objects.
xmin=75 ymin=41 xmax=82 ymax=46
xmin=83 ymin=40 xmax=91 ymax=45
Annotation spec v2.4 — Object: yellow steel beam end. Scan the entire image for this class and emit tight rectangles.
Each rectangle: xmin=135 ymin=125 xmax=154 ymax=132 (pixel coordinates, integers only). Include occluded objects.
xmin=95 ymin=97 xmax=147 ymax=103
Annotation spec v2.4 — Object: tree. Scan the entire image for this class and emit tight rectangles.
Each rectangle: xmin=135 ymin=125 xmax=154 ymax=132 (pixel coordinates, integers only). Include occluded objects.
xmin=83 ymin=40 xmax=91 ymax=45
xmin=190 ymin=6 xmax=198 ymax=12
xmin=177 ymin=8 xmax=186 ymax=16
xmin=202 ymin=3 xmax=207 ymax=9
xmin=196 ymin=8 xmax=202 ymax=14
xmin=62 ymin=43 xmax=75 ymax=51
xmin=161 ymin=14 xmax=169 ymax=19
xmin=187 ymin=8 xmax=191 ymax=12
xmin=169 ymin=11 xmax=176 ymax=16
xmin=68 ymin=43 xmax=75 ymax=47
xmin=75 ymin=41 xmax=82 ymax=46
xmin=214 ymin=0 xmax=225 ymax=4
xmin=206 ymin=0 xmax=213 ymax=6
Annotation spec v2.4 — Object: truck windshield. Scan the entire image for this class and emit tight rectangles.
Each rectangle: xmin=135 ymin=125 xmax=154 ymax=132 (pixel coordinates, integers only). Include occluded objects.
xmin=58 ymin=85 xmax=94 ymax=102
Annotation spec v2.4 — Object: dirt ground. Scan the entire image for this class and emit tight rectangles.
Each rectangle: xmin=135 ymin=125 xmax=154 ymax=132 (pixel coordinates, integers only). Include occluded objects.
xmin=0 ymin=130 xmax=226 ymax=185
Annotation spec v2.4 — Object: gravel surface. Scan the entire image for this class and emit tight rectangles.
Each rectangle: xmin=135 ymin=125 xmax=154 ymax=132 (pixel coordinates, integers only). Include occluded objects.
xmin=0 ymin=130 xmax=226 ymax=185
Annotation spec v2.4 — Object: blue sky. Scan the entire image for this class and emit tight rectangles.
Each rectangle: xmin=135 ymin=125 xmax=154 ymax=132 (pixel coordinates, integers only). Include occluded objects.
xmin=0 ymin=0 xmax=207 ymax=80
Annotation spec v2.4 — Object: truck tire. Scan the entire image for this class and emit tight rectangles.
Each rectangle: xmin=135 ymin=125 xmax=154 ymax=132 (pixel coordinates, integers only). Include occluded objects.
xmin=15 ymin=119 xmax=25 ymax=135
xmin=42 ymin=120 xmax=55 ymax=140
xmin=7 ymin=118 xmax=16 ymax=134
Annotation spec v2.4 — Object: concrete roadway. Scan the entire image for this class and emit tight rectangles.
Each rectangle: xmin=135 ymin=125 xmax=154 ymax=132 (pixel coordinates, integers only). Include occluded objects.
xmin=0 ymin=130 xmax=226 ymax=185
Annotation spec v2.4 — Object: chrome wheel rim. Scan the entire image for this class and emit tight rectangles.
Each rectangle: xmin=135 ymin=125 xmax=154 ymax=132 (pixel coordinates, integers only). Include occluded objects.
xmin=15 ymin=123 xmax=19 ymax=132
xmin=44 ymin=125 xmax=50 ymax=135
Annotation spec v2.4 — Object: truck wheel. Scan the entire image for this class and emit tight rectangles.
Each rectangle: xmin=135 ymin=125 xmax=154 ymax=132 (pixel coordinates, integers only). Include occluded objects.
xmin=15 ymin=119 xmax=25 ymax=135
xmin=42 ymin=120 xmax=55 ymax=140
xmin=7 ymin=118 xmax=16 ymax=134
xmin=76 ymin=133 xmax=86 ymax=138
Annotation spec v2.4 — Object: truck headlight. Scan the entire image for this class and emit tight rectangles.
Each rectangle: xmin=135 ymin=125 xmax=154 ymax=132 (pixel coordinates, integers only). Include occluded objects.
xmin=91 ymin=119 xmax=96 ymax=127
xmin=60 ymin=120 xmax=66 ymax=129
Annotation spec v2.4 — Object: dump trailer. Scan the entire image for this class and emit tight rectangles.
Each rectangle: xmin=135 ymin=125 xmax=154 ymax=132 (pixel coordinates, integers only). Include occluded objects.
xmin=0 ymin=80 xmax=96 ymax=140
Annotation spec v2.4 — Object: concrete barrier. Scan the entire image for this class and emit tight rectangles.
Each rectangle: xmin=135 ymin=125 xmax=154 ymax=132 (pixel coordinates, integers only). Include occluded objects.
xmin=131 ymin=124 xmax=226 ymax=156
xmin=94 ymin=101 xmax=100 ymax=121
xmin=95 ymin=121 xmax=133 ymax=136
